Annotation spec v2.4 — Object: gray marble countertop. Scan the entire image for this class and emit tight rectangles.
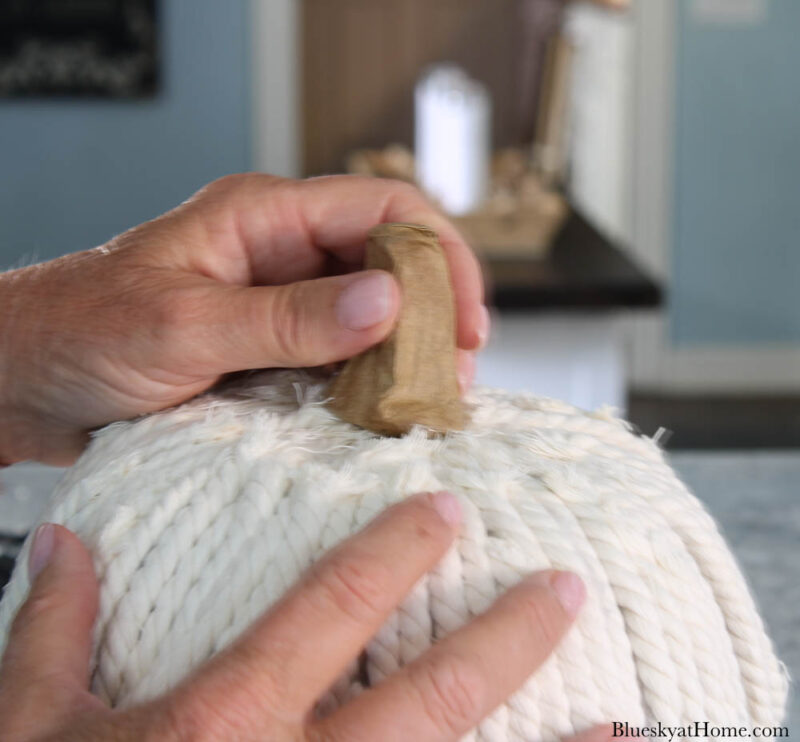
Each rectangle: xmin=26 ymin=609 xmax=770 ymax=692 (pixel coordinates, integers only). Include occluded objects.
xmin=670 ymin=451 xmax=798 ymax=734
xmin=1 ymin=451 xmax=797 ymax=731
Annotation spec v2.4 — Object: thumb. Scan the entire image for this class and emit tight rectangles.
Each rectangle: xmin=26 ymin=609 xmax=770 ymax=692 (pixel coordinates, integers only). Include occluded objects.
xmin=0 ymin=524 xmax=99 ymax=719
xmin=215 ymin=269 xmax=401 ymax=369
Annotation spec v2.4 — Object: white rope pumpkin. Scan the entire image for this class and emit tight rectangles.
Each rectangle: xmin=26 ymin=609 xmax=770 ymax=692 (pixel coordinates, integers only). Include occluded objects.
xmin=0 ymin=368 xmax=788 ymax=740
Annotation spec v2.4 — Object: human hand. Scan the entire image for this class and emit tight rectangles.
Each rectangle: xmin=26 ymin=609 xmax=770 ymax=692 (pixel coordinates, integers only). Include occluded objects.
xmin=0 ymin=174 xmax=489 ymax=465
xmin=0 ymin=491 xmax=604 ymax=742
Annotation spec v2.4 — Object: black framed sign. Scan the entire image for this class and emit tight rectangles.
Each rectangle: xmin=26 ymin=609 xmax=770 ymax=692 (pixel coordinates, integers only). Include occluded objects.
xmin=0 ymin=0 xmax=159 ymax=98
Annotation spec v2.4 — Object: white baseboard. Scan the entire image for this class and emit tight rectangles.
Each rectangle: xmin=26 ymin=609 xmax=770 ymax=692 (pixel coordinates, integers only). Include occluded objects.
xmin=627 ymin=314 xmax=800 ymax=393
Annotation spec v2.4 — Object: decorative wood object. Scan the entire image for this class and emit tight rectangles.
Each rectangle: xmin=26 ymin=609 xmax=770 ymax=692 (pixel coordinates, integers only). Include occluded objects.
xmin=327 ymin=223 xmax=467 ymax=435
xmin=302 ymin=0 xmax=523 ymax=175
xmin=345 ymin=146 xmax=568 ymax=259
xmin=532 ymin=33 xmax=575 ymax=186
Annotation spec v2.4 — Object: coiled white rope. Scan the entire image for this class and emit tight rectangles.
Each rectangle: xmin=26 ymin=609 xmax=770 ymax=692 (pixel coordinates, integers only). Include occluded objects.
xmin=0 ymin=370 xmax=788 ymax=740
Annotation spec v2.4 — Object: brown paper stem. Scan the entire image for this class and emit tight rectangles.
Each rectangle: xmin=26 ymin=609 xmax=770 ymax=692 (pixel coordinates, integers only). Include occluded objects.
xmin=326 ymin=223 xmax=467 ymax=436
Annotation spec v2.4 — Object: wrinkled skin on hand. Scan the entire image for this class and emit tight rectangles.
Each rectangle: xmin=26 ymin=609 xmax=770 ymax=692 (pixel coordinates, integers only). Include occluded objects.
xmin=0 ymin=493 xmax=607 ymax=742
xmin=0 ymin=174 xmax=489 ymax=465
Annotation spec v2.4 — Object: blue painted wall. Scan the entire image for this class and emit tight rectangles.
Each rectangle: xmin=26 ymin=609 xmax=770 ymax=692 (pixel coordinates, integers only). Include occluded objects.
xmin=0 ymin=0 xmax=251 ymax=269
xmin=672 ymin=0 xmax=800 ymax=345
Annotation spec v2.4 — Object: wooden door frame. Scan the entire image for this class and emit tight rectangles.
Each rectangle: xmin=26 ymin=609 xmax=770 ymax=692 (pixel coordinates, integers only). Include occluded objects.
xmin=628 ymin=0 xmax=800 ymax=393
xmin=251 ymin=0 xmax=301 ymax=178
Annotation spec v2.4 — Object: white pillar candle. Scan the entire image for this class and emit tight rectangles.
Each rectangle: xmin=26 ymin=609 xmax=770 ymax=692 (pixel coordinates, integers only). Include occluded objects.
xmin=415 ymin=64 xmax=491 ymax=216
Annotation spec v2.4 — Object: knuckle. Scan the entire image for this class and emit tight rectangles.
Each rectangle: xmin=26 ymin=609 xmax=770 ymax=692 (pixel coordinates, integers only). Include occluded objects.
xmin=383 ymin=177 xmax=424 ymax=201
xmin=223 ymin=641 xmax=283 ymax=698
xmin=212 ymin=172 xmax=252 ymax=188
xmin=117 ymin=702 xmax=187 ymax=742
xmin=388 ymin=179 xmax=433 ymax=209
xmin=159 ymin=663 xmax=283 ymax=741
xmin=266 ymin=286 xmax=308 ymax=363
xmin=152 ymin=696 xmax=213 ymax=742
xmin=313 ymin=551 xmax=392 ymax=625
xmin=198 ymin=172 xmax=287 ymax=202
xmin=397 ymin=496 xmax=453 ymax=546
xmin=202 ymin=172 xmax=254 ymax=195
xmin=519 ymin=587 xmax=565 ymax=649
xmin=11 ymin=589 xmax=65 ymax=633
xmin=179 ymin=700 xmax=253 ymax=741
xmin=410 ymin=653 xmax=486 ymax=735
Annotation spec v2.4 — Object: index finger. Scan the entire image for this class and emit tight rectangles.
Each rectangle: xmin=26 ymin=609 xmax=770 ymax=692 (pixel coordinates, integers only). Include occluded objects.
xmin=163 ymin=492 xmax=461 ymax=737
xmin=313 ymin=570 xmax=585 ymax=742
xmin=301 ymin=175 xmax=487 ymax=351
xmin=186 ymin=174 xmax=487 ymax=351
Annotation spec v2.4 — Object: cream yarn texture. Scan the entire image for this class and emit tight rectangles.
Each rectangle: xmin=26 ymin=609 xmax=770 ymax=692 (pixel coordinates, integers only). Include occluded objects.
xmin=0 ymin=370 xmax=788 ymax=740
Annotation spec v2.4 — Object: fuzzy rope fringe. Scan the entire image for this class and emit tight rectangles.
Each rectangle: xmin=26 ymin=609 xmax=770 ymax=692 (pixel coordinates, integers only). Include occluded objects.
xmin=0 ymin=370 xmax=788 ymax=740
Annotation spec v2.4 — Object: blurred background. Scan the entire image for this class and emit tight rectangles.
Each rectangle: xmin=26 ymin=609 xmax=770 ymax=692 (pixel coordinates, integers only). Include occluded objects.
xmin=0 ymin=0 xmax=798 ymax=727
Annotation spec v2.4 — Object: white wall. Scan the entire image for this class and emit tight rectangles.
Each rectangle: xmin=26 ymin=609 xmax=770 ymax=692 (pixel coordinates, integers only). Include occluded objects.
xmin=564 ymin=2 xmax=635 ymax=244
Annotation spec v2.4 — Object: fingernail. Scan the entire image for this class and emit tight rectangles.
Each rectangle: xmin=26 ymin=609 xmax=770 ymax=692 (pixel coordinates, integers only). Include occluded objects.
xmin=28 ymin=523 xmax=56 ymax=582
xmin=335 ymin=272 xmax=394 ymax=331
xmin=476 ymin=305 xmax=490 ymax=349
xmin=550 ymin=571 xmax=586 ymax=620
xmin=431 ymin=491 xmax=462 ymax=526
